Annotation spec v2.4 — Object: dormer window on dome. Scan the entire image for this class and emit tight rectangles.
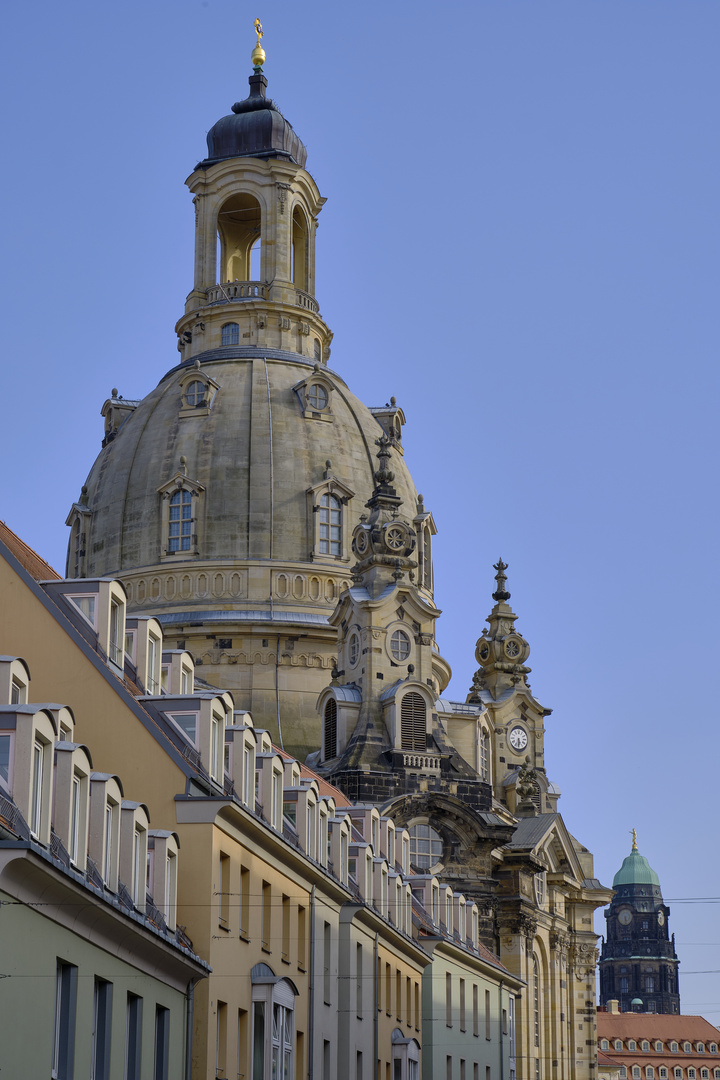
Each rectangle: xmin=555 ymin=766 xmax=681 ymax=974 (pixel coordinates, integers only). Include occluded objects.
xmin=294 ymin=369 xmax=335 ymax=422
xmin=158 ymin=467 xmax=205 ymax=560
xmin=178 ymin=365 xmax=220 ymax=419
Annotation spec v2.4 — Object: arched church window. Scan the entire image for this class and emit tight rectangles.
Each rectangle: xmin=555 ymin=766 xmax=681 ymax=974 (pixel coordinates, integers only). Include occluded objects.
xmin=217 ymin=191 xmax=261 ymax=282
xmin=348 ymin=633 xmax=360 ymax=667
xmin=221 ymin=322 xmax=239 ymax=346
xmin=423 ymin=526 xmax=432 ymax=589
xmin=318 ymin=493 xmax=341 ymax=556
xmin=324 ymin=699 xmax=337 ymax=760
xmin=168 ymin=490 xmax=193 ymax=552
xmin=313 ymin=339 xmax=321 ymax=363
xmin=400 ymin=692 xmax=426 ymax=752
xmin=408 ymin=824 xmax=442 ymax=870
xmin=185 ymin=380 xmax=206 ymax=407
xmin=307 ymin=384 xmax=328 ymax=410
xmin=291 ymin=206 xmax=308 ymax=291
xmin=250 ymin=238 xmax=261 ymax=280
xmin=391 ymin=629 xmax=411 ymax=662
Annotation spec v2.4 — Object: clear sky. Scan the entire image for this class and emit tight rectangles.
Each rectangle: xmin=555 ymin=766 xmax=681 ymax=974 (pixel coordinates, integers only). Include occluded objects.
xmin=1 ymin=1 xmax=718 ymax=1019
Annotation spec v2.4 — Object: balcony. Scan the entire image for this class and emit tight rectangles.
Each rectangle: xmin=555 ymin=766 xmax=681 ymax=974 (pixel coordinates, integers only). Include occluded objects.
xmin=206 ymin=281 xmax=267 ymax=304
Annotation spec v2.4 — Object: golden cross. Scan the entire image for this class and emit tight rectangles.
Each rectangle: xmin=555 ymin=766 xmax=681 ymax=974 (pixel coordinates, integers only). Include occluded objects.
xmin=254 ymin=18 xmax=264 ymax=43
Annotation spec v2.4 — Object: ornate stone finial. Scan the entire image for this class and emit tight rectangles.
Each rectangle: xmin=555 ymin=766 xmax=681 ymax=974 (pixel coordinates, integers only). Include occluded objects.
xmin=111 ymin=388 xmax=118 ymax=399
xmin=417 ymin=494 xmax=425 ymax=514
xmin=323 ymin=459 xmax=333 ymax=479
xmin=80 ymin=485 xmax=89 ymax=503
xmin=251 ymin=18 xmax=266 ymax=71
xmin=179 ymin=455 xmax=187 ymax=475
xmin=390 ymin=396 xmax=397 ymax=406
xmin=194 ymin=358 xmax=201 ymax=369
xmin=374 ymin=435 xmax=395 ymax=487
xmin=631 ymin=828 xmax=638 ymax=851
xmin=492 ymin=558 xmax=511 ymax=603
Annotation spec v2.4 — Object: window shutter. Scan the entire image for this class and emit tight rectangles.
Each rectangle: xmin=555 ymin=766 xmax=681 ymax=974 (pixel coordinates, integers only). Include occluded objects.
xmin=324 ymin=699 xmax=337 ymax=759
xmin=400 ymin=693 xmax=426 ymax=751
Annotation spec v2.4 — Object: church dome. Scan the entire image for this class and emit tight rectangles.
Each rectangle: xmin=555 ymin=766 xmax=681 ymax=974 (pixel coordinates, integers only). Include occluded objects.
xmin=78 ymin=349 xmax=421 ymax=601
xmin=612 ymin=847 xmax=661 ymax=888
xmin=202 ymin=73 xmax=307 ymax=168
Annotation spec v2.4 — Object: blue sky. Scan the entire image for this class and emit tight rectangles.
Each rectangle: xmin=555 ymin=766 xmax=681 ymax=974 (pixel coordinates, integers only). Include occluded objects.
xmin=1 ymin=2 xmax=718 ymax=1017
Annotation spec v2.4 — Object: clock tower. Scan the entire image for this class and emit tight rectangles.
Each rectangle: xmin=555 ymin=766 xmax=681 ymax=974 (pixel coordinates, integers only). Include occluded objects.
xmin=599 ymin=834 xmax=680 ymax=1013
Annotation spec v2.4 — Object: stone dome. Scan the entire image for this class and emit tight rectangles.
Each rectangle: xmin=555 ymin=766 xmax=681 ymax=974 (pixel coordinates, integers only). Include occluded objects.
xmin=202 ymin=73 xmax=307 ymax=169
xmin=612 ymin=847 xmax=661 ymax=888
xmin=78 ymin=348 xmax=421 ymax=608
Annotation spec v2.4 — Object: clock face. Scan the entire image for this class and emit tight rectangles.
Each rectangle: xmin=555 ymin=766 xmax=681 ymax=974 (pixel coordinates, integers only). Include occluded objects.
xmin=657 ymin=911 xmax=665 ymax=926
xmin=618 ymin=909 xmax=632 ymax=926
xmin=508 ymin=725 xmax=528 ymax=752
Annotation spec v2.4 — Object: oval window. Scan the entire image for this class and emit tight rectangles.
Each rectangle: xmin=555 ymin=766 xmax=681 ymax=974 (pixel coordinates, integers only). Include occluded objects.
xmin=390 ymin=629 xmax=410 ymax=661
xmin=348 ymin=633 xmax=360 ymax=666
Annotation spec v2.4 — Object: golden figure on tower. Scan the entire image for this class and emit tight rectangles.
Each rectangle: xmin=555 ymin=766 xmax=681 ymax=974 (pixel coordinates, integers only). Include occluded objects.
xmin=631 ymin=828 xmax=638 ymax=851
xmin=251 ymin=18 xmax=266 ymax=71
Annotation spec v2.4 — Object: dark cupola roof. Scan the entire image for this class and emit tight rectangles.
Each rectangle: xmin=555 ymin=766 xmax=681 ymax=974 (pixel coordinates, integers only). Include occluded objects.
xmin=200 ymin=73 xmax=307 ymax=169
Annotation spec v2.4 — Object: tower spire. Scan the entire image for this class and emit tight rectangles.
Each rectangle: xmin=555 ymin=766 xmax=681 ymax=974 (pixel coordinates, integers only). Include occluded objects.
xmin=251 ymin=18 xmax=266 ymax=72
xmin=492 ymin=557 xmax=511 ymax=603
xmin=468 ymin=560 xmax=531 ymax=700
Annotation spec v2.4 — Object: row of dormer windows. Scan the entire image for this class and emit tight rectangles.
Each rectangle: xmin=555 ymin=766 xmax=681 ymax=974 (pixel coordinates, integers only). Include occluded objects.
xmin=0 ymin=657 xmax=179 ymax=932
xmin=602 ymin=1040 xmax=719 ymax=1054
xmin=617 ymin=1068 xmax=720 ymax=1080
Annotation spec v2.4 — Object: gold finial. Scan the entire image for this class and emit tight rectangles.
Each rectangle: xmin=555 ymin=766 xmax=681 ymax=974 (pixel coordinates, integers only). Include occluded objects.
xmin=251 ymin=18 xmax=266 ymax=71
xmin=631 ymin=828 xmax=638 ymax=851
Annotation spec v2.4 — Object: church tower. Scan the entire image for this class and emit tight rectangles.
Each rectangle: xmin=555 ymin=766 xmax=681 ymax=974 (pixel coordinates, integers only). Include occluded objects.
xmin=599 ymin=834 xmax=680 ymax=1013
xmin=64 ymin=34 xmax=437 ymax=761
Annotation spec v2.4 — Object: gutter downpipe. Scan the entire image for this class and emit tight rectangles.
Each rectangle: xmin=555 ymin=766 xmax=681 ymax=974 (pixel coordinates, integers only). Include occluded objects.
xmin=499 ymin=979 xmax=505 ymax=1080
xmin=374 ymin=931 xmax=379 ymax=1080
xmin=308 ymin=885 xmax=316 ymax=1080
xmin=185 ymin=976 xmax=198 ymax=1080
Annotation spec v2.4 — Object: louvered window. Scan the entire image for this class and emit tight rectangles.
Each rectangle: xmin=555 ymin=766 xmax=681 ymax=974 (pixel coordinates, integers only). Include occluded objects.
xmin=400 ymin=692 xmax=426 ymax=751
xmin=324 ymin=699 xmax=337 ymax=759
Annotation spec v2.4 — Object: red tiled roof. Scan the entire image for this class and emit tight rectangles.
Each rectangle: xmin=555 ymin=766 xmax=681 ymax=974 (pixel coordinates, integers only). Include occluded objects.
xmin=275 ymin=747 xmax=352 ymax=807
xmin=0 ymin=521 xmax=61 ymax=582
xmin=597 ymin=1015 xmax=720 ymax=1042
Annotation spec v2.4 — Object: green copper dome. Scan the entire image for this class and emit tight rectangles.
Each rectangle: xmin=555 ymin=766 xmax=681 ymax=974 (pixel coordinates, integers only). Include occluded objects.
xmin=613 ymin=847 xmax=660 ymax=888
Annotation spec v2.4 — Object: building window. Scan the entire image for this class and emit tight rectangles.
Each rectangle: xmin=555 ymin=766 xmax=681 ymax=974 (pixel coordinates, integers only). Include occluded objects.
xmin=400 ymin=693 xmax=426 ymax=751
xmin=643 ymin=1042 xmax=651 ymax=1052
xmin=390 ymin=629 xmax=411 ymax=662
xmin=688 ymin=1071 xmax=696 ymax=1080
xmin=699 ymin=1046 xmax=706 ymax=1054
xmin=647 ymin=1069 xmax=654 ymax=1079
xmin=632 ymin=1070 xmax=641 ymax=1080
xmin=616 ymin=1041 xmax=624 ymax=1051
xmin=629 ymin=1042 xmax=637 ymax=1051
xmin=221 ymin=322 xmax=239 ymax=346
xmin=601 ymin=1040 xmax=609 ymax=1051
xmin=31 ymin=739 xmax=45 ymax=836
xmin=11 ymin=677 xmax=26 ymax=704
xmin=69 ymin=593 xmax=97 ymax=626
xmin=125 ymin=994 xmax=143 ymax=1080
xmin=479 ymin=730 xmax=490 ymax=781
xmin=659 ymin=1071 xmax=667 ymax=1080
xmin=685 ymin=1045 xmax=693 ymax=1053
xmin=645 ymin=976 xmax=655 ymax=992
xmin=167 ymin=712 xmax=198 ymax=745
xmin=319 ymin=493 xmax=342 ymax=556
xmin=408 ymin=824 xmax=442 ymax=870
xmin=656 ymin=1043 xmax=664 ymax=1052
xmin=324 ymin=699 xmax=337 ymax=759
xmin=446 ymin=973 xmax=453 ymax=1027
xmin=348 ymin=632 xmax=360 ymax=666
xmin=185 ymin=380 xmax=206 ymax=407
xmin=307 ymin=384 xmax=328 ymax=410
xmin=168 ymin=489 xmax=193 ymax=553
xmin=670 ymin=1044 xmax=679 ymax=1053
xmin=91 ymin=978 xmax=113 ymax=1080
xmin=53 ymin=961 xmax=78 ymax=1080
xmin=69 ymin=776 xmax=81 ymax=864
xmin=0 ymin=732 xmax=12 ymax=791
xmin=620 ymin=977 xmax=629 ymax=993
xmin=109 ymin=599 xmax=123 ymax=666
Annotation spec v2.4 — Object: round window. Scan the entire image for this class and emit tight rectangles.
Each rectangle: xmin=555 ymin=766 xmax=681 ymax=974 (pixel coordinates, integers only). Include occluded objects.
xmin=390 ymin=629 xmax=411 ymax=661
xmin=348 ymin=632 xmax=360 ymax=666
xmin=408 ymin=823 xmax=443 ymax=870
xmin=186 ymin=380 xmax=206 ymax=407
xmin=307 ymin=384 xmax=328 ymax=410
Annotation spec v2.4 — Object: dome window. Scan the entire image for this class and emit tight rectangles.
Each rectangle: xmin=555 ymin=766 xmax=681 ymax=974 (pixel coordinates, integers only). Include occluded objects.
xmin=390 ymin=629 xmax=411 ymax=662
xmin=307 ymin=383 xmax=328 ymax=410
xmin=319 ymin=493 xmax=342 ymax=556
xmin=307 ymin=467 xmax=354 ymax=563
xmin=185 ymin=380 xmax=206 ymax=407
xmin=178 ymin=366 xmax=220 ymax=419
xmin=158 ymin=470 xmax=205 ymax=561
xmin=294 ymin=370 xmax=334 ymax=422
xmin=168 ymin=490 xmax=193 ymax=552
xmin=221 ymin=322 xmax=240 ymax=346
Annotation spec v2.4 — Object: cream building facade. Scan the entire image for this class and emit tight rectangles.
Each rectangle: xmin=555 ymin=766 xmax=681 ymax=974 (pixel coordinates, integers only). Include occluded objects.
xmin=58 ymin=34 xmax=611 ymax=1080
